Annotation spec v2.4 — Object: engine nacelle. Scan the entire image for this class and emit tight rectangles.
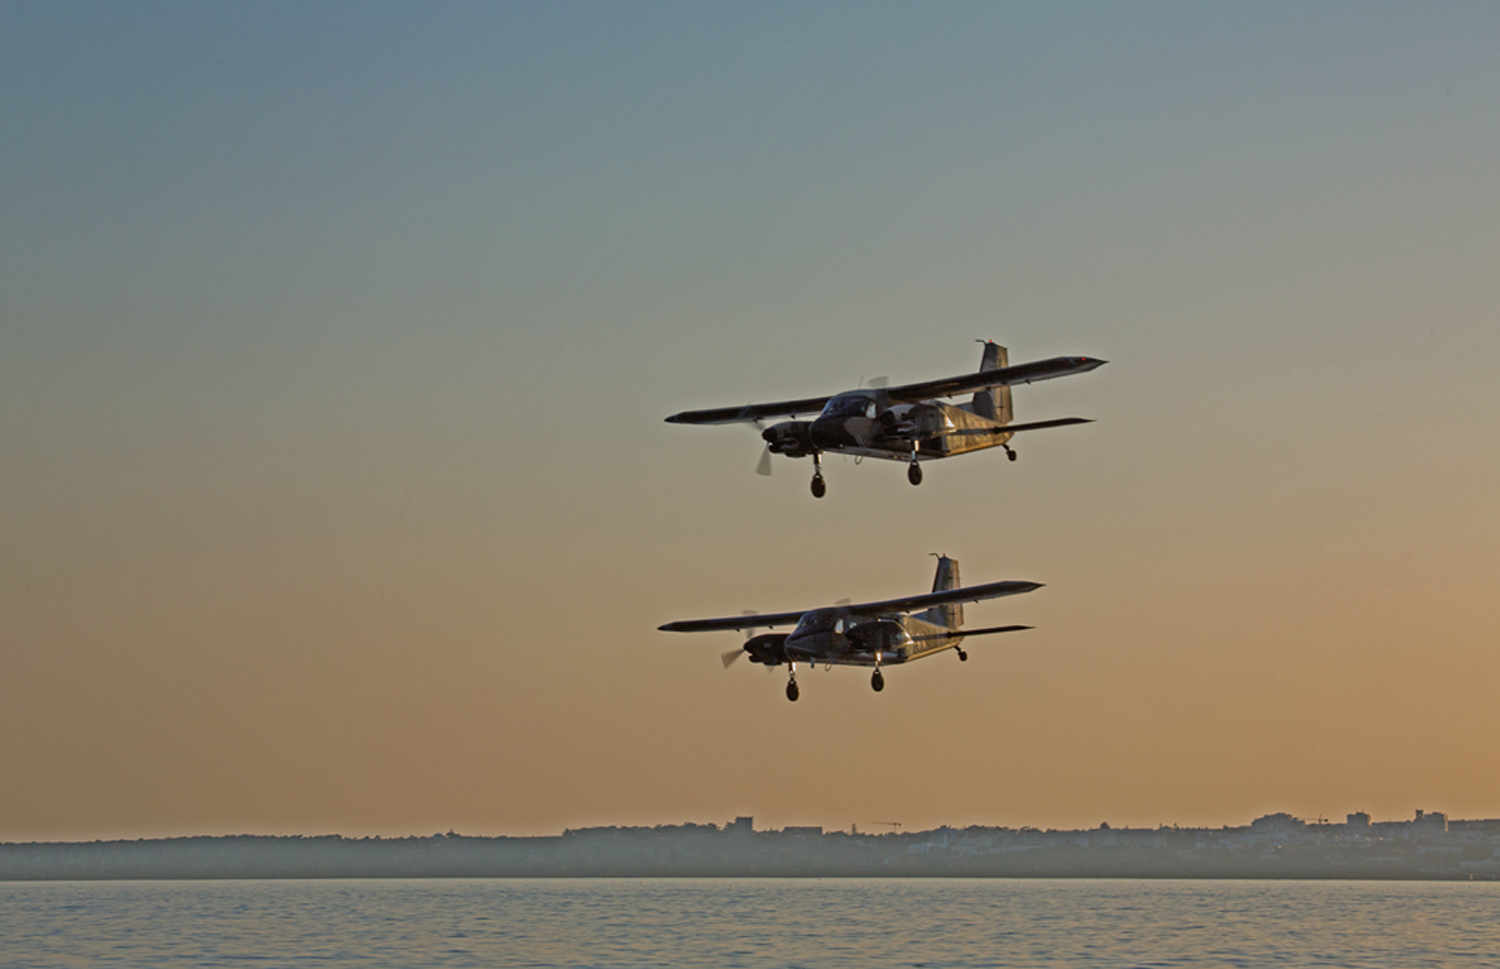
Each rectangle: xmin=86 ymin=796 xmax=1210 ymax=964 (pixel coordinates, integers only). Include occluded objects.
xmin=744 ymin=633 xmax=789 ymax=666
xmin=762 ymin=421 xmax=815 ymax=457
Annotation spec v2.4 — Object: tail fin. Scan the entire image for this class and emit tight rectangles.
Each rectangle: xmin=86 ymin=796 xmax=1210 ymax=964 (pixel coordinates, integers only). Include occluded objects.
xmin=970 ymin=342 xmax=1013 ymax=424
xmin=920 ymin=555 xmax=963 ymax=629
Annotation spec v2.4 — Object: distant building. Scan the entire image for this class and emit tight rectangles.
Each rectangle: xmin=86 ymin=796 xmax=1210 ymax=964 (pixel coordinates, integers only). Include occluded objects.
xmin=1413 ymin=810 xmax=1447 ymax=838
xmin=729 ymin=817 xmax=754 ymax=834
xmin=1250 ymin=813 xmax=1305 ymax=840
xmin=1346 ymin=812 xmax=1371 ymax=829
xmin=1448 ymin=818 xmax=1500 ymax=837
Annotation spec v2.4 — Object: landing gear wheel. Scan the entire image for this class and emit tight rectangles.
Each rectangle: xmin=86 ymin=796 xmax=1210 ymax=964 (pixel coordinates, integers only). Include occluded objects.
xmin=957 ymin=648 xmax=968 ymax=662
xmin=786 ymin=679 xmax=800 ymax=702
xmin=871 ymin=669 xmax=885 ymax=692
xmin=1004 ymin=445 xmax=1017 ymax=462
xmin=907 ymin=462 xmax=923 ymax=486
xmin=810 ymin=475 xmax=826 ymax=499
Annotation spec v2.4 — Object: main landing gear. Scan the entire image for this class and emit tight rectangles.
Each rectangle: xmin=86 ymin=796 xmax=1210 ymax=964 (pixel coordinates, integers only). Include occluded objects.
xmin=786 ymin=662 xmax=800 ymax=702
xmin=907 ymin=462 xmax=922 ymax=486
xmin=956 ymin=648 xmax=968 ymax=662
xmin=871 ymin=669 xmax=885 ymax=692
xmin=1003 ymin=444 xmax=1017 ymax=462
xmin=810 ymin=452 xmax=826 ymax=498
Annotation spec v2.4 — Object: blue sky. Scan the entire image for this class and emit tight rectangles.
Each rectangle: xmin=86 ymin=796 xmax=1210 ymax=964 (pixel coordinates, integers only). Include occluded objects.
xmin=3 ymin=2 xmax=1499 ymax=838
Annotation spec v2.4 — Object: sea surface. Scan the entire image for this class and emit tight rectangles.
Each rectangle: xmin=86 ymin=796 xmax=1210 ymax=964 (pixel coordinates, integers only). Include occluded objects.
xmin=0 ymin=878 xmax=1495 ymax=968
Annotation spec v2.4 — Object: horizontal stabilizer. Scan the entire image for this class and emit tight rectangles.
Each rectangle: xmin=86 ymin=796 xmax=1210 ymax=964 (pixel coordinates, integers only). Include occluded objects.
xmin=1002 ymin=417 xmax=1093 ymax=433
xmin=951 ymin=417 xmax=1093 ymax=436
xmin=956 ymin=624 xmax=1033 ymax=637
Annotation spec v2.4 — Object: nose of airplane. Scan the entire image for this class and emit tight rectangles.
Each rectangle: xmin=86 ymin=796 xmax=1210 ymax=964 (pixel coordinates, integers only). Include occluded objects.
xmin=809 ymin=417 xmax=849 ymax=450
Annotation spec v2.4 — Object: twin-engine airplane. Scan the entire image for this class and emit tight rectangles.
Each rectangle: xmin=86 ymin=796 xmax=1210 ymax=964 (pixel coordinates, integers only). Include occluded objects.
xmin=659 ymin=556 xmax=1038 ymax=702
xmin=666 ymin=342 xmax=1105 ymax=497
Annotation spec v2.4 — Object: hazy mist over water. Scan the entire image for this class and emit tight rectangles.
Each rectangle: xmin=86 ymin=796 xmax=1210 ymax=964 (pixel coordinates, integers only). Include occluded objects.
xmin=3 ymin=879 xmax=1496 ymax=968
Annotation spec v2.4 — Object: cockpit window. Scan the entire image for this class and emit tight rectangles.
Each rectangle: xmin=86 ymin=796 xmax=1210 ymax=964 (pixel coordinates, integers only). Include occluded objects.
xmin=820 ymin=394 xmax=877 ymax=420
xmin=794 ymin=610 xmax=836 ymax=634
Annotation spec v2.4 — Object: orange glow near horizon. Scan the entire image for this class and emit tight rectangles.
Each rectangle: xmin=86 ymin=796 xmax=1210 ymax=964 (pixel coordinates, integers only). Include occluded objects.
xmin=2 ymin=4 xmax=1499 ymax=841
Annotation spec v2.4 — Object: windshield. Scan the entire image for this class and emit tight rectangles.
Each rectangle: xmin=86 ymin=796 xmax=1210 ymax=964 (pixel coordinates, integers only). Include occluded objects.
xmin=793 ymin=610 xmax=837 ymax=635
xmin=818 ymin=394 xmax=876 ymax=420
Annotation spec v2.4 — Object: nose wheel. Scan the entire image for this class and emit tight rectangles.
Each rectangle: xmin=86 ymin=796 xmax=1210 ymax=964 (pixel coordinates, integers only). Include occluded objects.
xmin=956 ymin=648 xmax=968 ymax=662
xmin=907 ymin=462 xmax=923 ymax=486
xmin=871 ymin=669 xmax=885 ymax=692
xmin=786 ymin=678 xmax=799 ymax=702
xmin=1003 ymin=444 xmax=1017 ymax=462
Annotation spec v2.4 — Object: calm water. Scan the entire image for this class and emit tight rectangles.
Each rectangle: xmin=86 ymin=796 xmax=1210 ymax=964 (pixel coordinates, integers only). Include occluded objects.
xmin=0 ymin=878 xmax=1495 ymax=968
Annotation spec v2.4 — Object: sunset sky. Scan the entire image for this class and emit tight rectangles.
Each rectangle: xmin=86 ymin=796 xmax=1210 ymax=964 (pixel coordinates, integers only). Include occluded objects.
xmin=3 ymin=2 xmax=1499 ymax=840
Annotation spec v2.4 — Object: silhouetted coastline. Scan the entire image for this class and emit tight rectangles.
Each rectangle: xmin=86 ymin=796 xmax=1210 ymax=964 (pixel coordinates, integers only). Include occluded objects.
xmin=5 ymin=811 xmax=1499 ymax=881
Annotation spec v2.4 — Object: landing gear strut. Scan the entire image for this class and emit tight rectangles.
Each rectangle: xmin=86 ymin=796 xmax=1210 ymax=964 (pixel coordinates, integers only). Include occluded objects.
xmin=956 ymin=648 xmax=968 ymax=662
xmin=1003 ymin=444 xmax=1017 ymax=462
xmin=871 ymin=669 xmax=885 ymax=692
xmin=907 ymin=462 xmax=922 ymax=486
xmin=786 ymin=663 xmax=800 ymax=702
xmin=810 ymin=453 xmax=826 ymax=498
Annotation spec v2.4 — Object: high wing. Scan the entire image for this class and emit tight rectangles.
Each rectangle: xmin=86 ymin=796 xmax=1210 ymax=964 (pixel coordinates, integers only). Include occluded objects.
xmin=841 ymin=579 xmax=1042 ymax=617
xmin=658 ymin=609 xmax=810 ymax=633
xmin=658 ymin=580 xmax=1041 ymax=633
xmin=664 ymin=395 xmax=833 ymax=426
xmin=884 ymin=356 xmax=1106 ymax=404
xmin=662 ymin=355 xmax=1104 ymax=425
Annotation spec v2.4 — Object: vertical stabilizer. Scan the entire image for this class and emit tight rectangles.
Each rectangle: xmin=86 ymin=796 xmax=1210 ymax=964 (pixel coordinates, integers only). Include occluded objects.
xmin=970 ymin=342 xmax=1013 ymax=424
xmin=922 ymin=555 xmax=963 ymax=629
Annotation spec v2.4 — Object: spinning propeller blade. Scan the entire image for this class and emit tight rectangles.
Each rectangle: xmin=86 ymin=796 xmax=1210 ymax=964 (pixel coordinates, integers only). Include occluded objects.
xmin=755 ymin=445 xmax=773 ymax=477
xmin=722 ymin=608 xmax=766 ymax=669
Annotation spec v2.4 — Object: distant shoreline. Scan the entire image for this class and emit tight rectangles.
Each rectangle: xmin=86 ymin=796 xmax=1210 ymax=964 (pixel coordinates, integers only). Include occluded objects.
xmin=6 ymin=813 xmax=1499 ymax=882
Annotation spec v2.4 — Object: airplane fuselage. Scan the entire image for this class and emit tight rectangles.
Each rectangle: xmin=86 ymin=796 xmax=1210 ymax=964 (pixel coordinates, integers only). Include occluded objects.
xmin=754 ymin=608 xmax=966 ymax=668
xmin=765 ymin=392 xmax=1013 ymax=464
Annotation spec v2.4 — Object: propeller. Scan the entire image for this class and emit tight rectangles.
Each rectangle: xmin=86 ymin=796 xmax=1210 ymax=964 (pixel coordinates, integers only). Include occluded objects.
xmin=725 ymin=609 xmax=763 ymax=668
xmin=742 ymin=420 xmax=773 ymax=477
